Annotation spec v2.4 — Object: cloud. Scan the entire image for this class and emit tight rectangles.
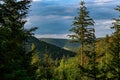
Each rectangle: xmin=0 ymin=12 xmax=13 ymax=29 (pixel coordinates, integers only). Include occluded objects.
xmin=33 ymin=0 xmax=42 ymax=2
xmin=33 ymin=0 xmax=59 ymax=2
xmin=34 ymin=33 xmax=70 ymax=39
xmin=32 ymin=19 xmax=114 ymax=38
xmin=25 ymin=0 xmax=120 ymax=38
xmin=95 ymin=20 xmax=113 ymax=37
xmin=26 ymin=15 xmax=73 ymax=25
xmin=94 ymin=0 xmax=114 ymax=3
xmin=37 ymin=15 xmax=73 ymax=20
xmin=63 ymin=16 xmax=73 ymax=19
xmin=93 ymin=0 xmax=119 ymax=5
xmin=25 ymin=14 xmax=73 ymax=34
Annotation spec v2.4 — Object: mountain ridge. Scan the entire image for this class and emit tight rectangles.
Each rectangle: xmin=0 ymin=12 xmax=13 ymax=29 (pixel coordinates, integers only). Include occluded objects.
xmin=39 ymin=38 xmax=80 ymax=52
xmin=27 ymin=37 xmax=76 ymax=59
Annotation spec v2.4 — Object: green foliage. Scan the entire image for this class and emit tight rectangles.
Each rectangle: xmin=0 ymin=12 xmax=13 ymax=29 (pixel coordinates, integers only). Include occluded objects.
xmin=35 ymin=53 xmax=56 ymax=80
xmin=32 ymin=3 xmax=120 ymax=80
xmin=68 ymin=1 xmax=95 ymax=67
xmin=69 ymin=1 xmax=95 ymax=44
xmin=68 ymin=1 xmax=105 ymax=80
xmin=0 ymin=0 xmax=36 ymax=79
xmin=107 ymin=5 xmax=120 ymax=79
xmin=54 ymin=56 xmax=81 ymax=80
xmin=0 ymin=0 xmax=120 ymax=80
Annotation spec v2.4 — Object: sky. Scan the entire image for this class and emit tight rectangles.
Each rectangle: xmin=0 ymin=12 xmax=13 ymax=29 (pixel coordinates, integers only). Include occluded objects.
xmin=25 ymin=0 xmax=120 ymax=39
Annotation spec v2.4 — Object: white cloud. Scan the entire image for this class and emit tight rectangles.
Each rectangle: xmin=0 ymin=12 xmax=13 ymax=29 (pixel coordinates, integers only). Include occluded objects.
xmin=93 ymin=0 xmax=118 ymax=5
xmin=18 ymin=0 xmax=42 ymax=1
xmin=94 ymin=0 xmax=114 ymax=2
xmin=63 ymin=16 xmax=73 ymax=19
xmin=95 ymin=20 xmax=113 ymax=37
xmin=25 ymin=15 xmax=73 ymax=25
xmin=33 ymin=0 xmax=59 ymax=2
xmin=27 ymin=18 xmax=114 ymax=38
xmin=34 ymin=33 xmax=70 ymax=39
xmin=95 ymin=20 xmax=113 ymax=29
xmin=33 ymin=0 xmax=42 ymax=2
xmin=24 ymin=18 xmax=32 ymax=28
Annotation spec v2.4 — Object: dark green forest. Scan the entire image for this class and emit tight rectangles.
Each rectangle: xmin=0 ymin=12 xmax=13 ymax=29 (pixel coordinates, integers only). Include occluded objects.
xmin=28 ymin=36 xmax=76 ymax=59
xmin=0 ymin=0 xmax=120 ymax=80
xmin=39 ymin=38 xmax=80 ymax=51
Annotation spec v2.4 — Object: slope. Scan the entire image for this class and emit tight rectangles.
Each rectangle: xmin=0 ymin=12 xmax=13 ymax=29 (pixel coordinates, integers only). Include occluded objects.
xmin=27 ymin=37 xmax=76 ymax=59
xmin=39 ymin=38 xmax=80 ymax=52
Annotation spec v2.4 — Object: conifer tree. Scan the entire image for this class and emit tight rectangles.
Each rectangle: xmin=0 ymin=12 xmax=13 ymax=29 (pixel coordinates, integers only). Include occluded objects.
xmin=108 ymin=5 xmax=120 ymax=79
xmin=68 ymin=1 xmax=103 ymax=80
xmin=68 ymin=1 xmax=95 ymax=66
xmin=58 ymin=56 xmax=67 ymax=80
xmin=36 ymin=53 xmax=55 ymax=80
xmin=0 ymin=0 xmax=36 ymax=79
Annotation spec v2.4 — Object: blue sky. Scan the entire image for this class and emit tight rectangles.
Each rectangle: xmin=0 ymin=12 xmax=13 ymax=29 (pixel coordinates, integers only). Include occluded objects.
xmin=25 ymin=0 xmax=120 ymax=38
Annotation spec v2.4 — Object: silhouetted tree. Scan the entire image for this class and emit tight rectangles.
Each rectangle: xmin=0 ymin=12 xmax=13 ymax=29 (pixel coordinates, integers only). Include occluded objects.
xmin=0 ymin=0 xmax=37 ymax=79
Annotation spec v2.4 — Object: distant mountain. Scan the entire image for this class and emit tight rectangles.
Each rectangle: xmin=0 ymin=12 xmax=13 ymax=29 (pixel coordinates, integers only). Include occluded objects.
xmin=27 ymin=37 xmax=76 ymax=59
xmin=39 ymin=38 xmax=80 ymax=52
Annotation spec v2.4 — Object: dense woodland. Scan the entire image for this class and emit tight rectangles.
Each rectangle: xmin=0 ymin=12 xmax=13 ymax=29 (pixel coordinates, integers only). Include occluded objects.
xmin=0 ymin=0 xmax=120 ymax=80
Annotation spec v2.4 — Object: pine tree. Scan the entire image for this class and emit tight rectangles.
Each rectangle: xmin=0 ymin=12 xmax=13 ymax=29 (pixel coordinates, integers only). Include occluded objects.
xmin=36 ymin=53 xmax=55 ymax=80
xmin=58 ymin=56 xmax=67 ymax=80
xmin=0 ymin=0 xmax=37 ymax=79
xmin=108 ymin=5 xmax=120 ymax=79
xmin=68 ymin=1 xmax=103 ymax=80
xmin=68 ymin=1 xmax=95 ymax=66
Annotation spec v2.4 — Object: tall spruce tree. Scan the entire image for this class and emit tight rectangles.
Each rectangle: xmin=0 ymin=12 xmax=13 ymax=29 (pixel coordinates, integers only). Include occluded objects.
xmin=108 ymin=5 xmax=120 ymax=79
xmin=68 ymin=1 xmax=95 ymax=65
xmin=68 ymin=1 xmax=103 ymax=79
xmin=0 ymin=0 xmax=36 ymax=79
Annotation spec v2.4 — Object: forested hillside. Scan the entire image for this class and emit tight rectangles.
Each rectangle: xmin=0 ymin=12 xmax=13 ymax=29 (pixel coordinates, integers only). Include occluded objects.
xmin=0 ymin=0 xmax=120 ymax=80
xmin=39 ymin=38 xmax=80 ymax=52
xmin=27 ymin=37 xmax=76 ymax=59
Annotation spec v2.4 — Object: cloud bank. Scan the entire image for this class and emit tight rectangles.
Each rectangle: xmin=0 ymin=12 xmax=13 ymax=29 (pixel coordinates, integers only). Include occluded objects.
xmin=25 ymin=0 xmax=120 ymax=38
